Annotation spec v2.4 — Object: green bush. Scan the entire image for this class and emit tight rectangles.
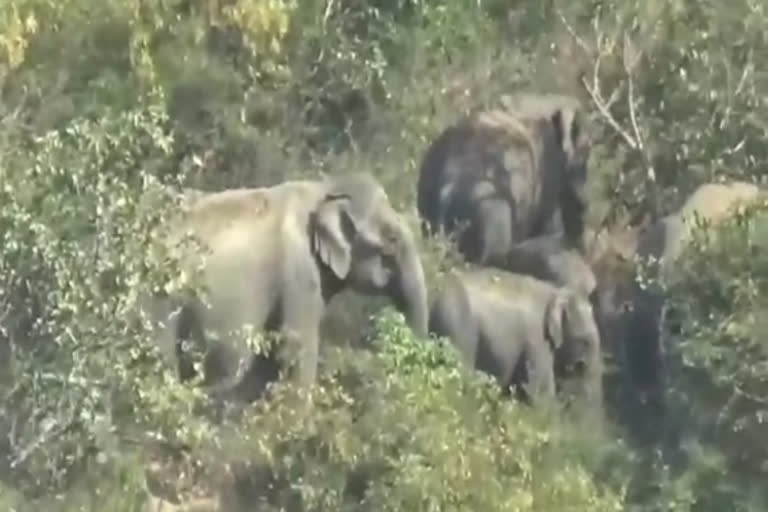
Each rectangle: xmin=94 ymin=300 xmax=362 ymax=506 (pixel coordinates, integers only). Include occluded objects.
xmin=0 ymin=100 xmax=208 ymax=499
xmin=658 ymin=201 xmax=768 ymax=511
xmin=157 ymin=311 xmax=627 ymax=512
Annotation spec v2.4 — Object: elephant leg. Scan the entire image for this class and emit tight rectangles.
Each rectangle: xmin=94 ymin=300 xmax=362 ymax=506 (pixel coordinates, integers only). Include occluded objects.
xmin=202 ymin=335 xmax=256 ymax=401
xmin=429 ymin=294 xmax=477 ymax=370
xmin=141 ymin=293 xmax=199 ymax=382
xmin=197 ymin=284 xmax=277 ymax=404
xmin=456 ymin=194 xmax=512 ymax=265
xmin=473 ymin=197 xmax=512 ymax=265
xmin=175 ymin=303 xmax=204 ymax=382
xmin=271 ymin=266 xmax=325 ymax=397
xmin=625 ymin=290 xmax=666 ymax=410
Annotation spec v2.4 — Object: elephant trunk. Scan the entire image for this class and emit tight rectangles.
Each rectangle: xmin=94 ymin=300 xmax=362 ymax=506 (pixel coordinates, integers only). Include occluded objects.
xmin=390 ymin=237 xmax=429 ymax=338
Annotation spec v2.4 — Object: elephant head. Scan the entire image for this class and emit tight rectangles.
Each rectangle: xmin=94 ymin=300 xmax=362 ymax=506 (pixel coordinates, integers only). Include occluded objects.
xmin=310 ymin=173 xmax=429 ymax=336
xmin=545 ymin=287 xmax=602 ymax=402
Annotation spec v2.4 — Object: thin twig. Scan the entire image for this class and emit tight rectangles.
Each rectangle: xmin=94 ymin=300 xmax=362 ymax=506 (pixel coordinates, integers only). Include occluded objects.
xmin=623 ymin=35 xmax=646 ymax=155
xmin=559 ymin=10 xmax=659 ymax=219
xmin=558 ymin=11 xmax=640 ymax=150
xmin=579 ymin=75 xmax=638 ymax=150
xmin=734 ymin=51 xmax=752 ymax=97
xmin=556 ymin=9 xmax=592 ymax=56
xmin=10 ymin=413 xmax=77 ymax=469
xmin=321 ymin=0 xmax=336 ymax=31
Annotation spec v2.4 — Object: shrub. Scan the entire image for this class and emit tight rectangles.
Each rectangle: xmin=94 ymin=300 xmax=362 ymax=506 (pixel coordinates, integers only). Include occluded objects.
xmin=176 ymin=310 xmax=627 ymax=512
xmin=658 ymin=201 xmax=768 ymax=511
xmin=0 ymin=101 xmax=210 ymax=500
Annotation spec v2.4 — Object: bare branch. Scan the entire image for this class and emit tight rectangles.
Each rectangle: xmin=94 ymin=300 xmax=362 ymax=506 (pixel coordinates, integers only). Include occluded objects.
xmin=604 ymin=81 xmax=623 ymax=110
xmin=623 ymin=36 xmax=645 ymax=150
xmin=622 ymin=34 xmax=656 ymax=188
xmin=558 ymin=10 xmax=640 ymax=150
xmin=579 ymin=75 xmax=638 ymax=150
xmin=558 ymin=10 xmax=660 ymax=220
xmin=555 ymin=9 xmax=592 ymax=57
xmin=10 ymin=413 xmax=77 ymax=469
xmin=734 ymin=57 xmax=752 ymax=97
xmin=322 ymin=0 xmax=336 ymax=30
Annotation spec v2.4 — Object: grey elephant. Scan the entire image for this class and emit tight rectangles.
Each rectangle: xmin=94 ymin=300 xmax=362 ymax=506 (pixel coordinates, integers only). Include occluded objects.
xmin=142 ymin=172 xmax=429 ymax=403
xmin=416 ymin=92 xmax=591 ymax=265
xmin=486 ymin=232 xmax=597 ymax=299
xmin=428 ymin=268 xmax=602 ymax=406
xmin=620 ymin=181 xmax=762 ymax=411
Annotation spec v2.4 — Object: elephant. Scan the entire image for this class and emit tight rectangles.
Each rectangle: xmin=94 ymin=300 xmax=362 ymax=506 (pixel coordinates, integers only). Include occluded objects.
xmin=416 ymin=92 xmax=591 ymax=265
xmin=428 ymin=268 xmax=602 ymax=406
xmin=485 ymin=232 xmax=597 ymax=299
xmin=620 ymin=180 xmax=762 ymax=412
xmin=639 ymin=180 xmax=761 ymax=266
xmin=580 ymin=226 xmax=641 ymax=360
xmin=141 ymin=172 xmax=429 ymax=404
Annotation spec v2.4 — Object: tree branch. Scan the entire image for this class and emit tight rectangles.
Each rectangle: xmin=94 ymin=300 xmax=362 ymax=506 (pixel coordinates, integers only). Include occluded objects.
xmin=557 ymin=9 xmax=660 ymax=222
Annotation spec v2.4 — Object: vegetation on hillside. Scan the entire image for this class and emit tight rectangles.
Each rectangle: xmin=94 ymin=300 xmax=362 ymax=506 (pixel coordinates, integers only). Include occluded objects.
xmin=1 ymin=0 xmax=767 ymax=510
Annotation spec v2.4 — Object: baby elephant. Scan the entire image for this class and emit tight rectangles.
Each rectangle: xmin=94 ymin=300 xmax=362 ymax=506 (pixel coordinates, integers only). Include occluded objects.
xmin=429 ymin=268 xmax=602 ymax=405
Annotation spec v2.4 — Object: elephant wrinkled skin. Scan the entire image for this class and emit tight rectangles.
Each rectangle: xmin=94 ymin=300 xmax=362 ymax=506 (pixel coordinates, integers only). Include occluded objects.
xmin=429 ymin=269 xmax=602 ymax=406
xmin=417 ymin=92 xmax=591 ymax=265
xmin=142 ymin=172 xmax=429 ymax=403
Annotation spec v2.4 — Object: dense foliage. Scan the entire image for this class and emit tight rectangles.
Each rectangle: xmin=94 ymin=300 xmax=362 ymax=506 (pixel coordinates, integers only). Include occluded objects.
xmin=1 ymin=0 xmax=767 ymax=510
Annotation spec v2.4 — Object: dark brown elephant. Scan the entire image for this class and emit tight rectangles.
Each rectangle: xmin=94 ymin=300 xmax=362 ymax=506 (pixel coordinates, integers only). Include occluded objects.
xmin=623 ymin=181 xmax=761 ymax=410
xmin=417 ymin=92 xmax=591 ymax=265
xmin=141 ymin=172 xmax=429 ymax=403
xmin=582 ymin=181 xmax=762 ymax=419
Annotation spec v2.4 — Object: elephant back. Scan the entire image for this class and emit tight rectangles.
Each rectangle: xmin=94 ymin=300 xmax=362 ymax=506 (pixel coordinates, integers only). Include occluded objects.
xmin=498 ymin=234 xmax=597 ymax=298
xmin=637 ymin=181 xmax=762 ymax=271
xmin=425 ymin=109 xmax=540 ymax=194
xmin=467 ymin=109 xmax=540 ymax=173
xmin=463 ymin=267 xmax=559 ymax=303
xmin=679 ymin=181 xmax=760 ymax=225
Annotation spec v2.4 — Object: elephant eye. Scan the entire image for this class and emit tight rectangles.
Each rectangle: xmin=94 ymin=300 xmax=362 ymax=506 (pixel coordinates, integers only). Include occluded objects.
xmin=379 ymin=225 xmax=400 ymax=253
xmin=358 ymin=233 xmax=382 ymax=251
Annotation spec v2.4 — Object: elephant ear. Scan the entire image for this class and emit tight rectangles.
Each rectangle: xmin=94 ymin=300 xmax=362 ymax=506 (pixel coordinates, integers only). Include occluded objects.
xmin=550 ymin=107 xmax=577 ymax=157
xmin=311 ymin=193 xmax=356 ymax=279
xmin=545 ymin=288 xmax=570 ymax=350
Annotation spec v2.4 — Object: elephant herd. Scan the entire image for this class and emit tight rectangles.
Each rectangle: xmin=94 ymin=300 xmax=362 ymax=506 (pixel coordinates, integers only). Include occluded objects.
xmin=141 ymin=91 xmax=764 ymax=417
